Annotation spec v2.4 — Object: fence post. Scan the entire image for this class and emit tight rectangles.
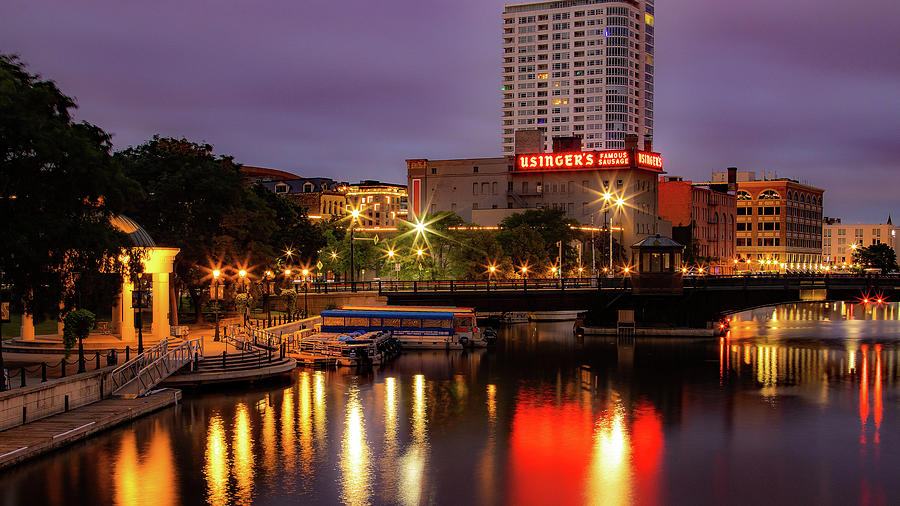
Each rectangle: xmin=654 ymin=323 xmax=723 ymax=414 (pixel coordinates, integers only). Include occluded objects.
xmin=222 ymin=351 xmax=227 ymax=369
xmin=61 ymin=359 xmax=66 ymax=378
xmin=41 ymin=362 xmax=47 ymax=382
xmin=126 ymin=346 xmax=130 ymax=362
xmin=414 ymin=281 xmax=418 ymax=293
xmin=20 ymin=367 xmax=26 ymax=388
xmin=22 ymin=406 xmax=27 ymax=425
xmin=95 ymin=352 xmax=100 ymax=370
xmin=268 ymin=347 xmax=272 ymax=362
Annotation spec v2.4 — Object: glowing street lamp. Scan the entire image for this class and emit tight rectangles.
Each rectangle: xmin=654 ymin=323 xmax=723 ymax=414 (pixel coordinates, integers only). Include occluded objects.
xmin=238 ymin=269 xmax=249 ymax=324
xmin=212 ymin=269 xmax=222 ymax=342
xmin=350 ymin=208 xmax=361 ymax=292
xmin=301 ymin=268 xmax=310 ymax=317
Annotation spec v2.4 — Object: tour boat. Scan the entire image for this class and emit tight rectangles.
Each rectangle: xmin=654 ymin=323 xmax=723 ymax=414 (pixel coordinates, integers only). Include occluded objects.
xmin=341 ymin=305 xmax=495 ymax=347
xmin=323 ymin=308 xmax=471 ymax=349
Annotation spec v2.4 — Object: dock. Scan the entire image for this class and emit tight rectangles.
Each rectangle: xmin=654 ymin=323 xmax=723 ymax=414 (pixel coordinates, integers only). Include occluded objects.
xmin=0 ymin=388 xmax=181 ymax=470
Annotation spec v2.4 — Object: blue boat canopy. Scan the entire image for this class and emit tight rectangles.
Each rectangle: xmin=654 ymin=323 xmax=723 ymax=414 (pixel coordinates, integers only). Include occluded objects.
xmin=321 ymin=309 xmax=453 ymax=320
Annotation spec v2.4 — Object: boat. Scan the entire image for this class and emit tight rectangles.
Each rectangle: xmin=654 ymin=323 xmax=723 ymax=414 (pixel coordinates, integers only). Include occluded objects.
xmin=288 ymin=330 xmax=399 ymax=367
xmin=341 ymin=305 xmax=495 ymax=347
xmin=323 ymin=308 xmax=464 ymax=349
xmin=528 ymin=310 xmax=585 ymax=322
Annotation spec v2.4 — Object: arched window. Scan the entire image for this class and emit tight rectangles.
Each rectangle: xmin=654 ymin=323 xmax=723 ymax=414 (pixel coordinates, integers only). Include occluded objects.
xmin=737 ymin=190 xmax=752 ymax=200
xmin=303 ymin=182 xmax=314 ymax=193
xmin=759 ymin=189 xmax=781 ymax=200
xmin=274 ymin=183 xmax=289 ymax=194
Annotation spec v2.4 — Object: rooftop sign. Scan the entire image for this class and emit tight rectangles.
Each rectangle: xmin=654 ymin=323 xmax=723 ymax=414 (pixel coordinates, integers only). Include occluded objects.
xmin=515 ymin=150 xmax=663 ymax=171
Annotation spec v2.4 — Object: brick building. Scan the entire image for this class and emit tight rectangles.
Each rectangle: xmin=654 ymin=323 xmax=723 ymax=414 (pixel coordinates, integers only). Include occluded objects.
xmin=713 ymin=171 xmax=824 ymax=272
xmin=658 ymin=176 xmax=736 ymax=274
xmin=408 ymin=132 xmax=669 ymax=252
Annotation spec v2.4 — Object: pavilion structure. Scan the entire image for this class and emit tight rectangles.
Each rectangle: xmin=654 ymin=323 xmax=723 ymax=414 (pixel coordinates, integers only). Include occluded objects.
xmin=18 ymin=215 xmax=179 ymax=346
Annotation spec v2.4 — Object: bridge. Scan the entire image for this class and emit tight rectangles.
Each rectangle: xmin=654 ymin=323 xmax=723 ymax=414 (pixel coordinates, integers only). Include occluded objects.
xmin=308 ymin=275 xmax=900 ymax=328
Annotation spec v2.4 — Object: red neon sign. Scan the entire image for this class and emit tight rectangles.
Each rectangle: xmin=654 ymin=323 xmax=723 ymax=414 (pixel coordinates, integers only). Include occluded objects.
xmin=516 ymin=150 xmax=663 ymax=171
xmin=517 ymin=151 xmax=629 ymax=171
xmin=637 ymin=152 xmax=663 ymax=169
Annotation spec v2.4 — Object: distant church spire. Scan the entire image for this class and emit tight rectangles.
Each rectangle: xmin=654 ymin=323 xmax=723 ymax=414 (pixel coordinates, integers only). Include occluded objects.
xmin=888 ymin=214 xmax=893 ymax=226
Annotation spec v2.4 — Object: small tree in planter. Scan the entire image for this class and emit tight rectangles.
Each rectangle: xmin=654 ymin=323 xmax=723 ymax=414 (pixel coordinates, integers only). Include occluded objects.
xmin=63 ymin=309 xmax=95 ymax=373
xmin=281 ymin=288 xmax=298 ymax=319
xmin=234 ymin=293 xmax=252 ymax=325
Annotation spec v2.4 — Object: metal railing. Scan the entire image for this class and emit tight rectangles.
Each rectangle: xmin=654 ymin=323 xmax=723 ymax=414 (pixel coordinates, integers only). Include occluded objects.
xmin=275 ymin=274 xmax=900 ymax=295
xmin=112 ymin=338 xmax=203 ymax=397
xmin=109 ymin=340 xmax=169 ymax=393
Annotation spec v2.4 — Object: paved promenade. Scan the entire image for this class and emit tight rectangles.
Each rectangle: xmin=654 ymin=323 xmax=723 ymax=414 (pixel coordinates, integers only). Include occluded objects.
xmin=0 ymin=388 xmax=181 ymax=470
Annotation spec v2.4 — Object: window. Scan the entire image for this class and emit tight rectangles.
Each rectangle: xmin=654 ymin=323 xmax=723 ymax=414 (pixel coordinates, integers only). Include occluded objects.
xmin=302 ymin=182 xmax=314 ymax=193
xmin=274 ymin=183 xmax=289 ymax=194
xmin=737 ymin=190 xmax=752 ymax=201
xmin=431 ymin=167 xmax=436 ymax=174
xmin=473 ymin=183 xmax=478 ymax=195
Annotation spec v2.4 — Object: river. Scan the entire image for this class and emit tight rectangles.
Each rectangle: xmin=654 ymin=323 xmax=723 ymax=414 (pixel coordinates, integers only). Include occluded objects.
xmin=2 ymin=301 xmax=899 ymax=505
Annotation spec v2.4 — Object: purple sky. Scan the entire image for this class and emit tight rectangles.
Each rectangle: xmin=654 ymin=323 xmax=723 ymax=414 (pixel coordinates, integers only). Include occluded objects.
xmin=3 ymin=0 xmax=898 ymax=223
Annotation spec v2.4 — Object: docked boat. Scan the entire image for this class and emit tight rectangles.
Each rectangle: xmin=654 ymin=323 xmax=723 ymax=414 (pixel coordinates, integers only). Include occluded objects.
xmin=289 ymin=330 xmax=399 ymax=367
xmin=322 ymin=308 xmax=463 ymax=350
xmin=341 ymin=305 xmax=495 ymax=347
xmin=528 ymin=310 xmax=585 ymax=322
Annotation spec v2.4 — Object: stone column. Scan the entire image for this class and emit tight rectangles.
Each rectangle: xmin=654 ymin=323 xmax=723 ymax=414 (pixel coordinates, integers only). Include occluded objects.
xmin=111 ymin=292 xmax=122 ymax=333
xmin=21 ymin=313 xmax=34 ymax=341
xmin=121 ymin=279 xmax=135 ymax=342
xmin=151 ymin=272 xmax=170 ymax=341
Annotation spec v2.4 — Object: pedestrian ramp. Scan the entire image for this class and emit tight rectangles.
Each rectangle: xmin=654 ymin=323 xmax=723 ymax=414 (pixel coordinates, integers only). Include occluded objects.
xmin=111 ymin=338 xmax=203 ymax=398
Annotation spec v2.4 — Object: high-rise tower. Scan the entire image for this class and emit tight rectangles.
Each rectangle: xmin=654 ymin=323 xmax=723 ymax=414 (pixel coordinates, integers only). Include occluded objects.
xmin=502 ymin=1 xmax=655 ymax=153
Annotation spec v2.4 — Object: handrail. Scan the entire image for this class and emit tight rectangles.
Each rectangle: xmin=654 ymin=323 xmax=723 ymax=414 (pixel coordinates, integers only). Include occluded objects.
xmin=109 ymin=339 xmax=169 ymax=392
xmin=113 ymin=338 xmax=202 ymax=397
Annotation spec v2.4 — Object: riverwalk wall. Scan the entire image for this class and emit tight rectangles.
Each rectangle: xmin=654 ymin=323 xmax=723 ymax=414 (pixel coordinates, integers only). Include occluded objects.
xmin=0 ymin=368 xmax=114 ymax=431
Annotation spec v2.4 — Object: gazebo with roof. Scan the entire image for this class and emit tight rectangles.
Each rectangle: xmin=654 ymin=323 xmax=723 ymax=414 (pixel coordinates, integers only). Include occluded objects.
xmin=19 ymin=215 xmax=180 ymax=345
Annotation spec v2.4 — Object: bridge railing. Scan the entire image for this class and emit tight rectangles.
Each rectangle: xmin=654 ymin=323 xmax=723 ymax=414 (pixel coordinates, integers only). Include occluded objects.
xmin=298 ymin=273 xmax=897 ymax=294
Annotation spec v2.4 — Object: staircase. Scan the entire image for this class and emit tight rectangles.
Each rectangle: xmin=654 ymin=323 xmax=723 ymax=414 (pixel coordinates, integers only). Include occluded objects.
xmin=206 ymin=347 xmax=291 ymax=372
xmin=111 ymin=337 xmax=203 ymax=398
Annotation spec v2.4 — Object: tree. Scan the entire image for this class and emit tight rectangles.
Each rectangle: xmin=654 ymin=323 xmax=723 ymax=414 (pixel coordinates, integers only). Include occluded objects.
xmin=498 ymin=209 xmax=581 ymax=276
xmin=853 ymin=243 xmax=899 ymax=273
xmin=63 ymin=309 xmax=95 ymax=372
xmin=0 ymin=54 xmax=137 ymax=322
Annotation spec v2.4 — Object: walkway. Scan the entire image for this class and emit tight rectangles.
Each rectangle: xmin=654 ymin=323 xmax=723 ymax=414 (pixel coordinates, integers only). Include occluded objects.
xmin=0 ymin=388 xmax=181 ymax=470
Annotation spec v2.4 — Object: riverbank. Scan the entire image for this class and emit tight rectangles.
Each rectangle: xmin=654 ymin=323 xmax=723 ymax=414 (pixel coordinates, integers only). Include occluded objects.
xmin=0 ymin=388 xmax=181 ymax=470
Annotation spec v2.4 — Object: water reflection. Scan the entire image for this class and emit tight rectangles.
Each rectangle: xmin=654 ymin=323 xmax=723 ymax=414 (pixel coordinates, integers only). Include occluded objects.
xmin=4 ymin=302 xmax=900 ymax=506
xmin=233 ymin=403 xmax=254 ymax=505
xmin=400 ymin=374 xmax=429 ymax=506
xmin=380 ymin=377 xmax=400 ymax=503
xmin=204 ymin=413 xmax=228 ymax=504
xmin=340 ymin=383 xmax=371 ymax=505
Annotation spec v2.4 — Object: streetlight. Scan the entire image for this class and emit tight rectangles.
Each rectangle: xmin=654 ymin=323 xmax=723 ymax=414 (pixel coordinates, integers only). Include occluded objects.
xmin=263 ymin=270 xmax=274 ymax=327
xmin=488 ymin=264 xmax=497 ymax=290
xmin=521 ymin=265 xmax=528 ymax=291
xmin=212 ymin=269 xmax=221 ymax=342
xmin=238 ymin=269 xmax=248 ymax=324
xmin=350 ymin=208 xmax=361 ymax=292
xmin=387 ymin=249 xmax=397 ymax=282
xmin=301 ymin=268 xmax=310 ymax=318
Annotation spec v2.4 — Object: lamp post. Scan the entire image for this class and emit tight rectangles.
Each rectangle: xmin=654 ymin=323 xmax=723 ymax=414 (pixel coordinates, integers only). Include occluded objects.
xmin=350 ymin=209 xmax=360 ymax=292
xmin=132 ymin=274 xmax=147 ymax=354
xmin=264 ymin=270 xmax=273 ymax=328
xmin=238 ymin=269 xmax=248 ymax=325
xmin=488 ymin=265 xmax=496 ymax=291
xmin=302 ymin=269 xmax=310 ymax=318
xmin=212 ymin=269 xmax=221 ymax=342
xmin=521 ymin=266 xmax=528 ymax=291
